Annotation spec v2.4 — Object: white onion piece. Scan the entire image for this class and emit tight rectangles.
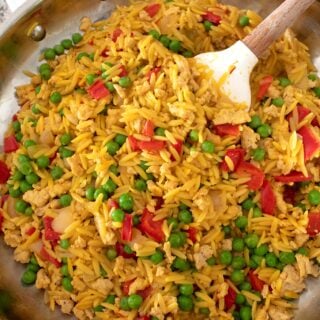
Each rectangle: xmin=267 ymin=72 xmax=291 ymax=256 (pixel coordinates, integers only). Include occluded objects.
xmin=30 ymin=240 xmax=42 ymax=254
xmin=52 ymin=208 xmax=73 ymax=233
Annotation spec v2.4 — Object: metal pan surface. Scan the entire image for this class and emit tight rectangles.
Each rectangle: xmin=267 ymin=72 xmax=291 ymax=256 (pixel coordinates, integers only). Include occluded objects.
xmin=0 ymin=0 xmax=320 ymax=319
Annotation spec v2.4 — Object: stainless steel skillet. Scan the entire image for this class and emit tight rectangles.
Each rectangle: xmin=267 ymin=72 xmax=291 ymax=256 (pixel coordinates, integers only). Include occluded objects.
xmin=0 ymin=0 xmax=320 ymax=319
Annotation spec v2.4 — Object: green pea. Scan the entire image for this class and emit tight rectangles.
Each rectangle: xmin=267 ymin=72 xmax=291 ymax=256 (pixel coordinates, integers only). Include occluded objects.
xmin=25 ymin=206 xmax=34 ymax=216
xmin=308 ymin=73 xmax=317 ymax=81
xmin=60 ymin=133 xmax=72 ymax=146
xmin=15 ymin=132 xmax=23 ymax=142
xmin=106 ymin=247 xmax=117 ymax=261
xmin=9 ymin=187 xmax=22 ymax=198
xmin=124 ymin=245 xmax=133 ymax=254
xmin=297 ymin=247 xmax=309 ymax=256
xmin=94 ymin=188 xmax=108 ymax=201
xmin=104 ymin=294 xmax=116 ymax=304
xmin=72 ymin=33 xmax=83 ymax=44
xmin=109 ymin=164 xmax=119 ymax=176
xmin=54 ymin=44 xmax=64 ymax=55
xmin=178 ymin=295 xmax=194 ymax=311
xmin=61 ymin=39 xmax=73 ymax=49
xmin=271 ymin=97 xmax=284 ymax=107
xmin=239 ymin=306 xmax=252 ymax=320
xmin=178 ymin=209 xmax=193 ymax=224
xmin=128 ymin=294 xmax=143 ymax=309
xmin=239 ymin=15 xmax=250 ymax=27
xmin=59 ymin=146 xmax=74 ymax=159
xmin=248 ymin=115 xmax=262 ymax=129
xmin=50 ymin=91 xmax=62 ymax=104
xmin=15 ymin=199 xmax=28 ymax=213
xmin=106 ymin=140 xmax=120 ymax=156
xmin=179 ymin=284 xmax=193 ymax=296
xmin=139 ymin=160 xmax=149 ymax=171
xmin=169 ymin=232 xmax=186 ymax=248
xmin=203 ymin=20 xmax=213 ymax=31
xmin=232 ymin=256 xmax=246 ymax=270
xmin=59 ymin=194 xmax=72 ymax=207
xmin=133 ymin=215 xmax=140 ymax=226
xmin=12 ymin=170 xmax=24 ymax=181
xmin=252 ymin=207 xmax=262 ymax=218
xmin=31 ymin=104 xmax=40 ymax=114
xmin=118 ymin=76 xmax=132 ymax=88
xmin=51 ymin=166 xmax=64 ymax=180
xmin=61 ymin=265 xmax=69 ymax=277
xmin=242 ymin=198 xmax=255 ymax=211
xmin=265 ymin=252 xmax=278 ymax=267
xmin=150 ymin=250 xmax=164 ymax=264
xmin=36 ymin=155 xmax=50 ymax=169
xmin=134 ymin=179 xmax=147 ymax=191
xmin=251 ymin=148 xmax=265 ymax=161
xmin=20 ymin=180 xmax=32 ymax=193
xmin=308 ymin=189 xmax=320 ymax=205
xmin=169 ymin=40 xmax=181 ymax=53
xmin=62 ymin=277 xmax=73 ymax=292
xmin=244 ymin=234 xmax=259 ymax=249
xmin=279 ymin=77 xmax=291 ymax=87
xmin=232 ymin=238 xmax=245 ymax=252
xmin=12 ymin=120 xmax=21 ymax=132
xmin=167 ymin=217 xmax=179 ymax=230
xmin=19 ymin=162 xmax=33 ymax=175
xmin=104 ymin=82 xmax=115 ymax=93
xmin=120 ymin=296 xmax=130 ymax=311
xmin=172 ymin=257 xmax=191 ymax=271
xmin=24 ymin=140 xmax=36 ymax=149
xmin=313 ymin=87 xmax=320 ymax=98
xmin=93 ymin=305 xmax=104 ymax=312
xmin=206 ymin=256 xmax=216 ymax=266
xmin=257 ymin=124 xmax=272 ymax=138
xmin=103 ymin=179 xmax=117 ymax=194
xmin=231 ymin=270 xmax=245 ymax=285
xmin=240 ymin=282 xmax=252 ymax=291
xmin=114 ymin=134 xmax=127 ymax=146
xmin=111 ymin=208 xmax=125 ymax=222
xmin=148 ymin=29 xmax=160 ymax=40
xmin=39 ymin=63 xmax=50 ymax=73
xmin=40 ymin=68 xmax=51 ymax=80
xmin=155 ymin=127 xmax=166 ymax=136
xmin=219 ymin=250 xmax=232 ymax=265
xmin=159 ymin=35 xmax=171 ymax=48
xmin=25 ymin=173 xmax=39 ymax=185
xmin=222 ymin=225 xmax=231 ymax=235
xmin=189 ymin=130 xmax=199 ymax=142
xmin=119 ymin=193 xmax=134 ymax=211
xmin=235 ymin=216 xmax=248 ymax=229
xmin=201 ymin=141 xmax=215 ymax=154
xmin=276 ymin=262 xmax=286 ymax=271
xmin=182 ymin=50 xmax=193 ymax=58
xmin=35 ymin=86 xmax=41 ymax=94
xmin=21 ymin=270 xmax=36 ymax=285
xmin=236 ymin=293 xmax=246 ymax=305
xmin=26 ymin=262 xmax=39 ymax=273
xmin=250 ymin=255 xmax=263 ymax=268
xmin=60 ymin=239 xmax=70 ymax=249
xmin=85 ymin=186 xmax=95 ymax=201
xmin=279 ymin=251 xmax=295 ymax=265
xmin=253 ymin=244 xmax=268 ymax=257
xmin=44 ymin=48 xmax=56 ymax=60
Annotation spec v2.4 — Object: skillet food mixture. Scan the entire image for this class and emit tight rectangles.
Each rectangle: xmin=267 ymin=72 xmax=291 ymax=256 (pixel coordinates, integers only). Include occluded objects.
xmin=1 ymin=0 xmax=320 ymax=319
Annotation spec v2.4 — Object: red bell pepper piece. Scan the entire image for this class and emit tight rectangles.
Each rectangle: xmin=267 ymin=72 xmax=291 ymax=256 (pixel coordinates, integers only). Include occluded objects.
xmin=154 ymin=197 xmax=164 ymax=210
xmin=119 ymin=65 xmax=128 ymax=77
xmin=25 ymin=227 xmax=36 ymax=236
xmin=187 ymin=227 xmax=197 ymax=243
xmin=128 ymin=136 xmax=140 ymax=151
xmin=146 ymin=67 xmax=161 ymax=82
xmin=12 ymin=114 xmax=18 ymax=121
xmin=4 ymin=135 xmax=19 ymax=153
xmin=88 ymin=80 xmax=110 ymax=100
xmin=39 ymin=246 xmax=61 ymax=268
xmin=115 ymin=242 xmax=136 ymax=259
xmin=121 ymin=214 xmax=133 ymax=242
xmin=257 ymin=75 xmax=273 ymax=100
xmin=201 ymin=12 xmax=222 ymax=26
xmin=142 ymin=120 xmax=155 ymax=137
xmin=307 ymin=212 xmax=320 ymax=236
xmin=248 ymin=270 xmax=265 ymax=291
xmin=214 ymin=124 xmax=240 ymax=137
xmin=298 ymin=125 xmax=320 ymax=161
xmin=100 ymin=49 xmax=109 ymax=57
xmin=122 ymin=279 xmax=135 ymax=295
xmin=220 ymin=148 xmax=245 ymax=172
xmin=43 ymin=216 xmax=60 ymax=242
xmin=139 ymin=208 xmax=164 ymax=242
xmin=107 ymin=199 xmax=119 ymax=210
xmin=137 ymin=286 xmax=152 ymax=299
xmin=224 ymin=286 xmax=237 ymax=310
xmin=274 ymin=171 xmax=312 ymax=183
xmin=260 ymin=179 xmax=276 ymax=215
xmin=236 ymin=161 xmax=265 ymax=190
xmin=172 ymin=139 xmax=183 ymax=155
xmin=283 ymin=185 xmax=297 ymax=205
xmin=112 ymin=28 xmax=122 ymax=42
xmin=144 ymin=3 xmax=161 ymax=18
xmin=0 ymin=160 xmax=10 ymax=184
xmin=137 ymin=140 xmax=166 ymax=152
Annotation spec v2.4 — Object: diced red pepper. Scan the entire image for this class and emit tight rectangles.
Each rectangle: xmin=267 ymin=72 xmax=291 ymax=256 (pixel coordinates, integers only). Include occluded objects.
xmin=122 ymin=279 xmax=135 ymax=295
xmin=283 ymin=185 xmax=297 ymax=205
xmin=100 ymin=49 xmax=109 ymax=57
xmin=260 ymin=179 xmax=276 ymax=215
xmin=39 ymin=246 xmax=61 ymax=268
xmin=220 ymin=148 xmax=245 ymax=172
xmin=137 ymin=286 xmax=152 ymax=299
xmin=128 ymin=136 xmax=140 ymax=151
xmin=137 ymin=140 xmax=166 ymax=152
xmin=142 ymin=120 xmax=155 ymax=137
xmin=107 ymin=199 xmax=119 ymax=210
xmin=257 ymin=75 xmax=273 ymax=101
xmin=0 ymin=160 xmax=10 ymax=184
xmin=139 ymin=208 xmax=164 ymax=242
xmin=296 ymin=105 xmax=311 ymax=122
xmin=172 ymin=139 xmax=183 ymax=155
xmin=112 ymin=28 xmax=122 ymax=42
xmin=274 ymin=171 xmax=312 ymax=183
xmin=4 ymin=135 xmax=19 ymax=153
xmin=25 ymin=227 xmax=36 ymax=236
xmin=154 ymin=197 xmax=164 ymax=210
xmin=297 ymin=125 xmax=320 ymax=161
xmin=0 ymin=212 xmax=3 ymax=233
xmin=187 ymin=227 xmax=197 ymax=243
xmin=43 ymin=216 xmax=60 ymax=242
xmin=119 ymin=65 xmax=128 ymax=77
xmin=201 ymin=12 xmax=222 ymax=26
xmin=307 ymin=212 xmax=320 ymax=236
xmin=224 ymin=286 xmax=237 ymax=310
xmin=248 ymin=270 xmax=265 ymax=292
xmin=121 ymin=214 xmax=133 ymax=242
xmin=88 ymin=80 xmax=110 ymax=100
xmin=236 ymin=161 xmax=265 ymax=190
xmin=214 ymin=124 xmax=240 ymax=137
xmin=144 ymin=3 xmax=161 ymax=18
xmin=146 ymin=67 xmax=161 ymax=82
xmin=12 ymin=114 xmax=18 ymax=121
xmin=49 ymin=151 xmax=57 ymax=164
xmin=115 ymin=242 xmax=136 ymax=259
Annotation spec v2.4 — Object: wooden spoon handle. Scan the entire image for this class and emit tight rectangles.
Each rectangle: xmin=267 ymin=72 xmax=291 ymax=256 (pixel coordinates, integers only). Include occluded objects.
xmin=243 ymin=0 xmax=315 ymax=57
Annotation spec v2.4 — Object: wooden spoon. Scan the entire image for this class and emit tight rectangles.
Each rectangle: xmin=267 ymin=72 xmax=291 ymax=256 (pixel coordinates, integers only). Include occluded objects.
xmin=195 ymin=0 xmax=315 ymax=110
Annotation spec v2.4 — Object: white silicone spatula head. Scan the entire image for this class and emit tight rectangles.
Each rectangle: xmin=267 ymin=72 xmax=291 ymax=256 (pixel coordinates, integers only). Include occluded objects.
xmin=195 ymin=0 xmax=315 ymax=110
